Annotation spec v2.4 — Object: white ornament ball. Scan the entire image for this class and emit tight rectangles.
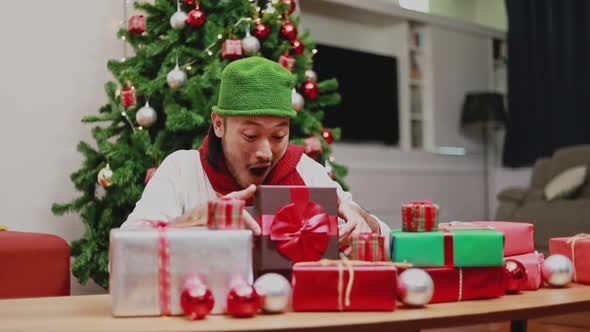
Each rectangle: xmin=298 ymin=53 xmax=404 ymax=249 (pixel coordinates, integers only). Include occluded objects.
xmin=292 ymin=89 xmax=304 ymax=112
xmin=542 ymin=254 xmax=574 ymax=287
xmin=305 ymin=69 xmax=317 ymax=82
xmin=167 ymin=65 xmax=187 ymax=89
xmin=263 ymin=2 xmax=276 ymax=15
xmin=136 ymin=102 xmax=157 ymax=127
xmin=242 ymin=35 xmax=261 ymax=55
xmin=170 ymin=10 xmax=188 ymax=30
xmin=397 ymin=268 xmax=434 ymax=307
xmin=97 ymin=163 xmax=114 ymax=188
xmin=254 ymin=273 xmax=291 ymax=313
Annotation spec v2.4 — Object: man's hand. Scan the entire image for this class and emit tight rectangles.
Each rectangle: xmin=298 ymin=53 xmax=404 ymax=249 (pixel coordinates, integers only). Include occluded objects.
xmin=221 ymin=184 xmax=261 ymax=235
xmin=338 ymin=201 xmax=380 ymax=246
xmin=174 ymin=184 xmax=261 ymax=235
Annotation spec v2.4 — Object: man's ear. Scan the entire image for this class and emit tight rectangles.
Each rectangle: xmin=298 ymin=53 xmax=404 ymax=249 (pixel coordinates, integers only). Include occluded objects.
xmin=211 ymin=112 xmax=225 ymax=138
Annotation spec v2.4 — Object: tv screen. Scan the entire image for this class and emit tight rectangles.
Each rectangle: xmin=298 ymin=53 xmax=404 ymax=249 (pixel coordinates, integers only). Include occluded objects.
xmin=314 ymin=44 xmax=399 ymax=145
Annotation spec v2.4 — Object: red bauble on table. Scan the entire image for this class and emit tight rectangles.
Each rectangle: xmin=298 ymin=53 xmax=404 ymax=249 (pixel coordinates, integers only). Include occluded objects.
xmin=278 ymin=53 xmax=296 ymax=72
xmin=127 ymin=15 xmax=145 ymax=35
xmin=226 ymin=281 xmax=261 ymax=318
xmin=282 ymin=0 xmax=297 ymax=15
xmin=180 ymin=275 xmax=215 ymax=320
xmin=221 ymin=39 xmax=243 ymax=60
xmin=504 ymin=259 xmax=528 ymax=294
xmin=144 ymin=167 xmax=158 ymax=185
xmin=290 ymin=39 xmax=304 ymax=55
xmin=280 ymin=21 xmax=298 ymax=40
xmin=121 ymin=86 xmax=136 ymax=108
xmin=253 ymin=21 xmax=271 ymax=39
xmin=322 ymin=128 xmax=334 ymax=144
xmin=186 ymin=5 xmax=207 ymax=28
xmin=302 ymin=78 xmax=318 ymax=100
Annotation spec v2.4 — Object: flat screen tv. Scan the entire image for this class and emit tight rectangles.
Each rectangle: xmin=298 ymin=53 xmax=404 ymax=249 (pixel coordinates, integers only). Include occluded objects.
xmin=313 ymin=43 xmax=399 ymax=145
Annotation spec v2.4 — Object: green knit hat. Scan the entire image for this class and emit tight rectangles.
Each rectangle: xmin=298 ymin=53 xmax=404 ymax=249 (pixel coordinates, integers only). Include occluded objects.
xmin=212 ymin=56 xmax=297 ymax=118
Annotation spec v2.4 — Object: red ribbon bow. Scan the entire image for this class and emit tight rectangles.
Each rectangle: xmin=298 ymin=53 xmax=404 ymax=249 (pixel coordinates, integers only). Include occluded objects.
xmin=270 ymin=201 xmax=331 ymax=263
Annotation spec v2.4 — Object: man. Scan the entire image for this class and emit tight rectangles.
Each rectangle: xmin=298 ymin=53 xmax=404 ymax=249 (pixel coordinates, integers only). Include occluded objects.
xmin=122 ymin=57 xmax=390 ymax=245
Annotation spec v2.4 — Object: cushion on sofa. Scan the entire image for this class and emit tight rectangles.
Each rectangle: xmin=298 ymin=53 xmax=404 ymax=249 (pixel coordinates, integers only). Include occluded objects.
xmin=544 ymin=165 xmax=587 ymax=201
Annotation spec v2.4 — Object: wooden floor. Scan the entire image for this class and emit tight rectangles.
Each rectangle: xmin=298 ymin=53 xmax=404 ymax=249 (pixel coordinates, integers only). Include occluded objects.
xmin=427 ymin=311 xmax=590 ymax=332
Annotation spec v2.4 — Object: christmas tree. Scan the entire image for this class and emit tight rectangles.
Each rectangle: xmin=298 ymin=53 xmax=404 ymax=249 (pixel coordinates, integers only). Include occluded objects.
xmin=52 ymin=0 xmax=346 ymax=288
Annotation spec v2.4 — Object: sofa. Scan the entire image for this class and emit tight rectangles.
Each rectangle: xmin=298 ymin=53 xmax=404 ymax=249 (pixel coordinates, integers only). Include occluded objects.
xmin=0 ymin=231 xmax=70 ymax=298
xmin=495 ymin=145 xmax=590 ymax=253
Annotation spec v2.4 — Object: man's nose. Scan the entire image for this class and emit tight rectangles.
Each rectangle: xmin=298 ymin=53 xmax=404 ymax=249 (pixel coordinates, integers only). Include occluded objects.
xmin=254 ymin=139 xmax=272 ymax=162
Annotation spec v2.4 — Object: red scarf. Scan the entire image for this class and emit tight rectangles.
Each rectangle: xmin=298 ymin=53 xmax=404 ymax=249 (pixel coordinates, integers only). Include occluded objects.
xmin=199 ymin=135 xmax=306 ymax=198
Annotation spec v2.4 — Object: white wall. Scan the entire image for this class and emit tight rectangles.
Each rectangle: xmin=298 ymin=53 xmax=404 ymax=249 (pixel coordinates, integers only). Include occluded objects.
xmin=0 ymin=0 xmax=124 ymax=295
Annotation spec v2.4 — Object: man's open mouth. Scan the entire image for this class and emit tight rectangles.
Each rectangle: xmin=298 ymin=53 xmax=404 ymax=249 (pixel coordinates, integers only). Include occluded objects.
xmin=249 ymin=165 xmax=270 ymax=177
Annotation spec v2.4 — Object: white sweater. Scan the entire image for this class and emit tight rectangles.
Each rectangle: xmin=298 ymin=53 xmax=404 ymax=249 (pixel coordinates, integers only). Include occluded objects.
xmin=122 ymin=150 xmax=391 ymax=239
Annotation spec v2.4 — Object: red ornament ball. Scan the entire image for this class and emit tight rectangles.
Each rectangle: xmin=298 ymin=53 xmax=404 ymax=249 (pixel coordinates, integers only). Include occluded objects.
xmin=280 ymin=21 xmax=298 ymax=40
xmin=226 ymin=283 xmax=261 ymax=318
xmin=504 ymin=259 xmax=528 ymax=294
xmin=186 ymin=6 xmax=207 ymax=28
xmin=253 ymin=21 xmax=271 ymax=39
xmin=144 ymin=167 xmax=158 ymax=185
xmin=290 ymin=39 xmax=304 ymax=55
xmin=180 ymin=276 xmax=215 ymax=320
xmin=282 ymin=0 xmax=297 ymax=15
xmin=302 ymin=78 xmax=319 ymax=100
xmin=184 ymin=0 xmax=194 ymax=4
xmin=321 ymin=128 xmax=334 ymax=144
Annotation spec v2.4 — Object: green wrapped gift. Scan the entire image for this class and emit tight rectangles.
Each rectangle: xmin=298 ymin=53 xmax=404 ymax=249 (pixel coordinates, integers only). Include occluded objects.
xmin=390 ymin=229 xmax=504 ymax=267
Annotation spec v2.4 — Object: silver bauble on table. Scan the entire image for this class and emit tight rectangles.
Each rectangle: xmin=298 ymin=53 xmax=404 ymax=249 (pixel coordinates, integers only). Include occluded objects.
xmin=253 ymin=273 xmax=291 ymax=313
xmin=542 ymin=254 xmax=574 ymax=287
xmin=397 ymin=268 xmax=434 ymax=307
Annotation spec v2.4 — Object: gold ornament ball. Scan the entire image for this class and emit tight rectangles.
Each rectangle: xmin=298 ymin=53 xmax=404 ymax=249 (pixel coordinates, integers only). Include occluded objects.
xmin=97 ymin=164 xmax=114 ymax=188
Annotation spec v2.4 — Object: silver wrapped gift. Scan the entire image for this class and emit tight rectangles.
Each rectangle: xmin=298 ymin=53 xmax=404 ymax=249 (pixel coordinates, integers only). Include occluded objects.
xmin=109 ymin=227 xmax=252 ymax=317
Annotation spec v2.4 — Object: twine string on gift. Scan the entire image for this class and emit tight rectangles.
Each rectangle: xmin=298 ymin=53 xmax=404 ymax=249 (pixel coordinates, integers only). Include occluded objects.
xmin=566 ymin=233 xmax=590 ymax=282
xmin=295 ymin=258 xmax=411 ymax=310
xmin=439 ymin=221 xmax=494 ymax=231
xmin=458 ymin=268 xmax=463 ymax=302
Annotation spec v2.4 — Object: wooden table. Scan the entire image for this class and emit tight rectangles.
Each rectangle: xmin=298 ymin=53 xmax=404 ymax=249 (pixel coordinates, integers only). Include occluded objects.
xmin=2 ymin=284 xmax=590 ymax=332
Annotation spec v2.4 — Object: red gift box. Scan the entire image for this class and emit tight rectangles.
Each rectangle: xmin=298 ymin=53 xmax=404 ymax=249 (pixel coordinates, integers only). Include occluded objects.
xmin=471 ymin=221 xmax=535 ymax=256
xmin=504 ymin=251 xmax=544 ymax=291
xmin=549 ymin=234 xmax=590 ymax=284
xmin=221 ymin=39 xmax=243 ymax=60
xmin=207 ymin=197 xmax=245 ymax=230
xmin=402 ymin=200 xmax=439 ymax=232
xmin=292 ymin=260 xmax=398 ymax=311
xmin=425 ymin=266 xmax=505 ymax=303
xmin=350 ymin=233 xmax=386 ymax=262
xmin=251 ymin=186 xmax=339 ymax=278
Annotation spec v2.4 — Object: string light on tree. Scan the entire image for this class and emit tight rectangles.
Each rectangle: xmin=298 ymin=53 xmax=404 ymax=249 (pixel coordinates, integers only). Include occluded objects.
xmin=170 ymin=0 xmax=188 ymax=29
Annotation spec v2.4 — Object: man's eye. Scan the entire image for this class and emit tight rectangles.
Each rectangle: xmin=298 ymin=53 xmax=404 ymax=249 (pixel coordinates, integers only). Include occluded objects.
xmin=273 ymin=135 xmax=286 ymax=140
xmin=243 ymin=134 xmax=257 ymax=141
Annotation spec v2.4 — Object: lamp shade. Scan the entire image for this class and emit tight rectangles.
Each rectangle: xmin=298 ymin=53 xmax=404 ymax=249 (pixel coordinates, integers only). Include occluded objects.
xmin=461 ymin=92 xmax=507 ymax=128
